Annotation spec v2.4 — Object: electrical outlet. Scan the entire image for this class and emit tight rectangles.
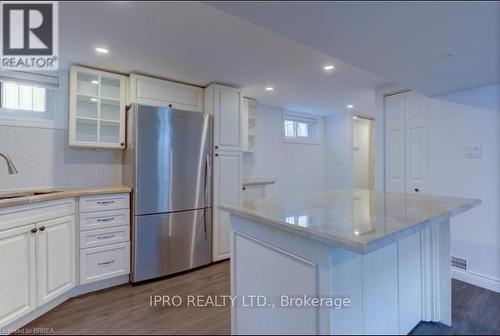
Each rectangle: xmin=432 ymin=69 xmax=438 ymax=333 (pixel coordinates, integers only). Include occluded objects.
xmin=464 ymin=146 xmax=482 ymax=158
xmin=93 ymin=165 xmax=104 ymax=176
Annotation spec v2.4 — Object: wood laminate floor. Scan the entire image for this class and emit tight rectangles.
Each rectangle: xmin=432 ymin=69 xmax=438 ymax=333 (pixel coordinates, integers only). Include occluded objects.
xmin=21 ymin=261 xmax=500 ymax=335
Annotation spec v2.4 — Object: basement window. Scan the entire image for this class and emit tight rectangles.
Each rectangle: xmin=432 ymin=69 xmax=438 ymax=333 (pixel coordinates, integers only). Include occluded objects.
xmin=285 ymin=215 xmax=310 ymax=228
xmin=283 ymin=111 xmax=320 ymax=144
xmin=1 ymin=83 xmax=47 ymax=112
xmin=0 ymin=71 xmax=66 ymax=129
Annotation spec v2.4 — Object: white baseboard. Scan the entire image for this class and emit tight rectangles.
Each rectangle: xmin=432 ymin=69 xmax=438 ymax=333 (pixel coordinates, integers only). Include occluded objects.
xmin=1 ymin=293 xmax=70 ymax=335
xmin=452 ymin=268 xmax=500 ymax=293
xmin=1 ymin=275 xmax=130 ymax=335
xmin=71 ymin=275 xmax=129 ymax=297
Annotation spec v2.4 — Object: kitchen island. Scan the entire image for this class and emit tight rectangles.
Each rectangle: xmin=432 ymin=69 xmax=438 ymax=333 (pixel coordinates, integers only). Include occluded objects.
xmin=220 ymin=189 xmax=480 ymax=335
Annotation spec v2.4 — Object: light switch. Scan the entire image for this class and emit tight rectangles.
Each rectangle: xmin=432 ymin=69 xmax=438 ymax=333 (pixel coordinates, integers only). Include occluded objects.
xmin=465 ymin=146 xmax=481 ymax=158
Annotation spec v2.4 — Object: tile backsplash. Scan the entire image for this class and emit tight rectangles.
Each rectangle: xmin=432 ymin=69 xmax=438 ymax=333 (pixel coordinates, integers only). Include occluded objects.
xmin=0 ymin=125 xmax=122 ymax=190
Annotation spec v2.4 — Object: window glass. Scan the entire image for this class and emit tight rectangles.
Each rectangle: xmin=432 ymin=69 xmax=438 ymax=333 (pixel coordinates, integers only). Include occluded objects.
xmin=297 ymin=215 xmax=309 ymax=227
xmin=297 ymin=122 xmax=309 ymax=137
xmin=284 ymin=120 xmax=295 ymax=137
xmin=0 ymin=71 xmax=62 ymax=128
xmin=4 ymin=83 xmax=19 ymax=109
xmin=33 ymin=87 xmax=46 ymax=112
xmin=283 ymin=112 xmax=321 ymax=144
xmin=1 ymin=82 xmax=46 ymax=112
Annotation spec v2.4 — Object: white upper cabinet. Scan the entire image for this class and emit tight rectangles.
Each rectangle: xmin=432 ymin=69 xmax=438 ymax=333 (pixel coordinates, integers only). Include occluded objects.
xmin=205 ymin=84 xmax=243 ymax=152
xmin=128 ymin=74 xmax=204 ymax=112
xmin=69 ymin=66 xmax=126 ymax=149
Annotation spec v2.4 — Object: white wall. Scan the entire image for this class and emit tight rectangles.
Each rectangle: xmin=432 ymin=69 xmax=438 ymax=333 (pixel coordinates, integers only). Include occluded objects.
xmin=375 ymin=83 xmax=500 ymax=292
xmin=352 ymin=118 xmax=372 ymax=189
xmin=325 ymin=112 xmax=353 ymax=189
xmin=0 ymin=125 xmax=122 ymax=190
xmin=254 ymin=104 xmax=327 ymax=197
xmin=430 ymin=84 xmax=500 ymax=292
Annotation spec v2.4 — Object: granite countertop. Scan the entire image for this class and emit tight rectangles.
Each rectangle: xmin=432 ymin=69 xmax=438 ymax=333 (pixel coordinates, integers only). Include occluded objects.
xmin=220 ymin=189 xmax=480 ymax=254
xmin=241 ymin=178 xmax=276 ymax=187
xmin=0 ymin=185 xmax=131 ymax=209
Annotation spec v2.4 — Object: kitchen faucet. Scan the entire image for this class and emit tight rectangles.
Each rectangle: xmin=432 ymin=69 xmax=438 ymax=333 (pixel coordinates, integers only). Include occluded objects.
xmin=0 ymin=152 xmax=18 ymax=174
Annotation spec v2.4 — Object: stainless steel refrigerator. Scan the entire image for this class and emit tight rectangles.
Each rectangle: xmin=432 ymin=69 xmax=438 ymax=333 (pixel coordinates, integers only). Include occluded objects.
xmin=123 ymin=104 xmax=212 ymax=283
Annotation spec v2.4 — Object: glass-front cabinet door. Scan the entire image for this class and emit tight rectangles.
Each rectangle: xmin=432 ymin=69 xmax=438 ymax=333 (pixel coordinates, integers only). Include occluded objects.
xmin=69 ymin=66 xmax=126 ymax=149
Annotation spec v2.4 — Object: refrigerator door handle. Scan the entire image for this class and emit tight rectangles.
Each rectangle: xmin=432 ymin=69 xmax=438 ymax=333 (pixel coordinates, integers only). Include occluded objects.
xmin=203 ymin=209 xmax=208 ymax=240
xmin=204 ymin=154 xmax=211 ymax=207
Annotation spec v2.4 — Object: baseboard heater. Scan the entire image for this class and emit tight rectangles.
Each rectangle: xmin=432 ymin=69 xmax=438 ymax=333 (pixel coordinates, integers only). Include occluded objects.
xmin=451 ymin=256 xmax=467 ymax=270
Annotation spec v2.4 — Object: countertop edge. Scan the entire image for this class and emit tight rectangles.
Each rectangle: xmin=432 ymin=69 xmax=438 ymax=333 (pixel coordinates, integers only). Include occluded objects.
xmin=0 ymin=185 xmax=132 ymax=209
xmin=220 ymin=204 xmax=366 ymax=253
xmin=220 ymin=198 xmax=482 ymax=255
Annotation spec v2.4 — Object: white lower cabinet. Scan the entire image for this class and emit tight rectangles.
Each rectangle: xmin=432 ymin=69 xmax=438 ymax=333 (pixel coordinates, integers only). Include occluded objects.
xmin=36 ymin=215 xmax=76 ymax=306
xmin=0 ymin=199 xmax=76 ymax=330
xmin=80 ymin=242 xmax=130 ymax=284
xmin=213 ymin=151 xmax=242 ymax=261
xmin=79 ymin=208 xmax=130 ymax=231
xmin=0 ymin=192 xmax=131 ymax=331
xmin=0 ymin=225 xmax=37 ymax=328
xmin=78 ymin=193 xmax=130 ymax=285
xmin=79 ymin=226 xmax=130 ymax=249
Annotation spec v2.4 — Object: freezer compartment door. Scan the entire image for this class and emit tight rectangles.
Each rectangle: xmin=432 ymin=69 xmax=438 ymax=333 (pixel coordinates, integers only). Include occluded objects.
xmin=135 ymin=105 xmax=212 ymax=215
xmin=132 ymin=208 xmax=212 ymax=282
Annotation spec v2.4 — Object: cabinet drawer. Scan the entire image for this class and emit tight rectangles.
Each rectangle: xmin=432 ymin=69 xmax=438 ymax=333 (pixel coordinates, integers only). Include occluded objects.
xmin=80 ymin=226 xmax=130 ymax=249
xmin=79 ymin=208 xmax=130 ymax=231
xmin=80 ymin=242 xmax=130 ymax=284
xmin=79 ymin=193 xmax=129 ymax=213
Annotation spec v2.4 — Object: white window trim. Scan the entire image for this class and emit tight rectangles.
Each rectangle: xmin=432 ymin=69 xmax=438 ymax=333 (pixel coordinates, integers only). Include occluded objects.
xmin=282 ymin=110 xmax=322 ymax=145
xmin=0 ymin=71 xmax=68 ymax=130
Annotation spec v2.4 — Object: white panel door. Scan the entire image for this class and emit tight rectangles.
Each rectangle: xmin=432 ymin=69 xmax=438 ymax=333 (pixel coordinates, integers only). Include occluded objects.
xmin=384 ymin=94 xmax=406 ymax=193
xmin=0 ymin=225 xmax=36 ymax=328
xmin=36 ymin=216 xmax=76 ymax=305
xmin=214 ymin=86 xmax=242 ymax=151
xmin=213 ymin=151 xmax=242 ymax=261
xmin=405 ymin=92 xmax=429 ymax=194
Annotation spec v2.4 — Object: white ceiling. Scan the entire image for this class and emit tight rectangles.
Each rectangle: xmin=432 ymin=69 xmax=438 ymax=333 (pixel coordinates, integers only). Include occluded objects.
xmin=59 ymin=2 xmax=384 ymax=116
xmin=210 ymin=1 xmax=500 ymax=96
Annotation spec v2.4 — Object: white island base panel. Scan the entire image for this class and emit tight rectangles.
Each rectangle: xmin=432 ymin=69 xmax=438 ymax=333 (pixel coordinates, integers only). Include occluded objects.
xmin=230 ymin=215 xmax=451 ymax=335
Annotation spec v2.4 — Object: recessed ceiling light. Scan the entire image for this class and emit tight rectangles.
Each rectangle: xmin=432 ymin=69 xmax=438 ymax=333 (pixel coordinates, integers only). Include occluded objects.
xmin=347 ymin=104 xmax=354 ymax=109
xmin=323 ymin=64 xmax=335 ymax=71
xmin=91 ymin=80 xmax=99 ymax=85
xmin=265 ymin=87 xmax=274 ymax=91
xmin=90 ymin=98 xmax=98 ymax=102
xmin=95 ymin=47 xmax=109 ymax=55
xmin=354 ymin=230 xmax=360 ymax=235
xmin=352 ymin=116 xmax=358 ymax=120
